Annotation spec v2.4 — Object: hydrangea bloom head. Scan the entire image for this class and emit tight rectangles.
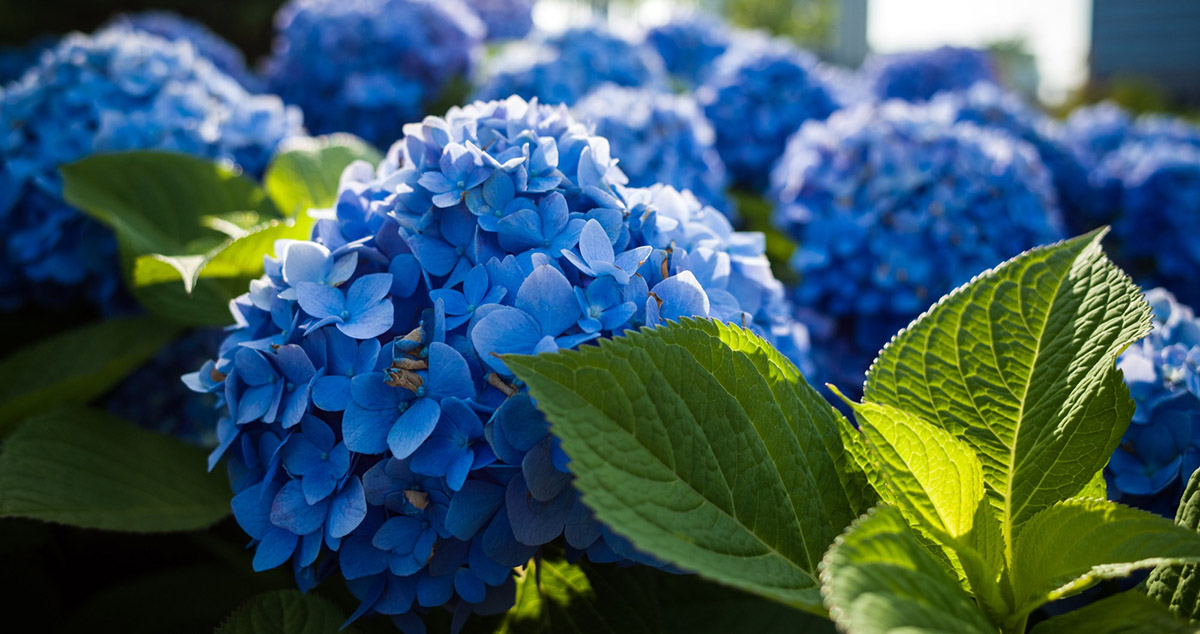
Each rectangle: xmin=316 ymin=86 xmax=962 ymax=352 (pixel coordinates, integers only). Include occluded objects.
xmin=1094 ymin=140 xmax=1200 ymax=308
xmin=573 ymin=84 xmax=730 ymax=214
xmin=771 ymin=101 xmax=1063 ymax=391
xmin=105 ymin=11 xmax=259 ymax=89
xmin=0 ymin=35 xmax=56 ymax=85
xmin=190 ymin=96 xmax=810 ymax=624
xmin=465 ymin=0 xmax=535 ymax=41
xmin=864 ymin=45 xmax=996 ymax=103
xmin=474 ymin=24 xmax=667 ymax=106
xmin=644 ymin=12 xmax=731 ymax=86
xmin=695 ymin=35 xmax=839 ymax=189
xmin=1109 ymin=288 xmax=1200 ymax=517
xmin=1063 ymin=102 xmax=1200 ymax=169
xmin=266 ymin=0 xmax=484 ymax=147
xmin=0 ymin=29 xmax=302 ymax=311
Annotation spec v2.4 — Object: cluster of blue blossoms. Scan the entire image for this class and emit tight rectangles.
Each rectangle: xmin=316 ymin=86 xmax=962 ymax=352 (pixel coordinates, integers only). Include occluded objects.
xmin=645 ymin=12 xmax=731 ymax=87
xmin=696 ymin=35 xmax=839 ymax=189
xmin=0 ymin=28 xmax=302 ymax=311
xmin=864 ymin=45 xmax=996 ymax=103
xmin=108 ymin=331 xmax=223 ymax=446
xmin=1110 ymin=288 xmax=1200 ymax=517
xmin=105 ymin=11 xmax=260 ymax=90
xmin=0 ymin=35 xmax=55 ymax=85
xmin=474 ymin=24 xmax=666 ymax=106
xmin=266 ymin=0 xmax=483 ymax=148
xmin=465 ymin=0 xmax=536 ymax=42
xmin=187 ymin=96 xmax=809 ymax=627
xmin=573 ymin=84 xmax=730 ymax=214
xmin=771 ymin=100 xmax=1063 ymax=391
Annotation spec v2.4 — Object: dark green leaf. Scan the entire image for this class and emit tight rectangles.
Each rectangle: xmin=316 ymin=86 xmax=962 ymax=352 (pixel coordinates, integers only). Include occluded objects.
xmin=216 ymin=590 xmax=349 ymax=634
xmin=506 ymin=318 xmax=872 ymax=611
xmin=0 ymin=316 xmax=181 ymax=436
xmin=0 ymin=407 xmax=230 ymax=532
xmin=264 ymin=134 xmax=383 ymax=216
xmin=1029 ymin=590 xmax=1196 ymax=634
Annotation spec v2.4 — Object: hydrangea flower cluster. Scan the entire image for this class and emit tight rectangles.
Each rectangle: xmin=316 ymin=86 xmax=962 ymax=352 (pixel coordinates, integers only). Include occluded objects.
xmin=1063 ymin=102 xmax=1200 ymax=172
xmin=695 ymin=35 xmax=839 ymax=189
xmin=189 ymin=96 xmax=810 ymax=626
xmin=864 ymin=45 xmax=996 ymax=103
xmin=108 ymin=331 xmax=223 ymax=446
xmin=771 ymin=101 xmax=1064 ymax=392
xmin=931 ymin=82 xmax=1093 ymax=234
xmin=474 ymin=24 xmax=667 ymax=107
xmin=573 ymin=84 xmax=730 ymax=214
xmin=465 ymin=0 xmax=535 ymax=42
xmin=0 ymin=35 xmax=55 ymax=85
xmin=265 ymin=0 xmax=484 ymax=147
xmin=644 ymin=13 xmax=731 ymax=86
xmin=0 ymin=29 xmax=303 ymax=311
xmin=105 ymin=11 xmax=259 ymax=90
xmin=1109 ymin=288 xmax=1200 ymax=518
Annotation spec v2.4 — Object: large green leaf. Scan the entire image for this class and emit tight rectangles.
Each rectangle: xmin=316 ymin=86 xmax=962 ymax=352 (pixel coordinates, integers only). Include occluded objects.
xmin=0 ymin=316 xmax=181 ymax=436
xmin=216 ymin=590 xmax=349 ymax=634
xmin=264 ymin=133 xmax=383 ymax=216
xmin=506 ymin=318 xmax=873 ymax=611
xmin=1148 ymin=467 xmax=1200 ymax=623
xmin=1012 ymin=498 xmax=1200 ymax=615
xmin=1028 ymin=590 xmax=1195 ymax=634
xmin=494 ymin=558 xmax=661 ymax=634
xmin=820 ymin=506 xmax=997 ymax=634
xmin=0 ymin=407 xmax=230 ymax=532
xmin=862 ymin=229 xmax=1152 ymax=544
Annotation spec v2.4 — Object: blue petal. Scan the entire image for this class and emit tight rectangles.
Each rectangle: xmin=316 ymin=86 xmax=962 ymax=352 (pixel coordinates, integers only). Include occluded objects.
xmin=515 ymin=265 xmax=581 ymax=338
xmin=470 ymin=306 xmax=542 ymax=376
xmin=428 ymin=342 xmax=474 ymax=401
xmin=340 ymin=300 xmax=394 ymax=339
xmin=577 ymin=218 xmax=615 ymax=269
xmin=505 ymin=472 xmax=573 ymax=546
xmin=270 ymin=480 xmax=328 ymax=535
xmin=388 ymin=398 xmax=441 ymax=459
xmin=445 ymin=480 xmax=504 ymax=540
xmin=282 ymin=242 xmax=332 ymax=286
xmin=313 ymin=375 xmax=352 ymax=411
xmin=253 ymin=527 xmax=299 ymax=571
xmin=296 ymin=282 xmax=345 ymax=319
xmin=347 ymin=273 xmax=394 ymax=312
xmin=328 ymin=476 xmax=368 ymax=538
xmin=235 ymin=348 xmax=276 ymax=386
xmin=343 ymin=403 xmax=396 ymax=454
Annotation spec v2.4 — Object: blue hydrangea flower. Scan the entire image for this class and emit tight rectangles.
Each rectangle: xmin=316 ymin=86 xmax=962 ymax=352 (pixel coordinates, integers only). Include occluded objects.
xmin=474 ymin=24 xmax=667 ymax=106
xmin=864 ymin=45 xmax=996 ymax=103
xmin=265 ymin=0 xmax=484 ymax=147
xmin=465 ymin=0 xmax=535 ymax=42
xmin=0 ymin=35 xmax=56 ymax=85
xmin=189 ymin=96 xmax=810 ymax=627
xmin=771 ymin=101 xmax=1063 ymax=393
xmin=1109 ymin=288 xmax=1200 ymax=518
xmin=0 ymin=29 xmax=303 ymax=312
xmin=695 ymin=35 xmax=839 ymax=190
xmin=104 ymin=11 xmax=260 ymax=90
xmin=573 ymin=84 xmax=730 ymax=214
xmin=644 ymin=12 xmax=731 ymax=86
xmin=110 ymin=330 xmax=223 ymax=446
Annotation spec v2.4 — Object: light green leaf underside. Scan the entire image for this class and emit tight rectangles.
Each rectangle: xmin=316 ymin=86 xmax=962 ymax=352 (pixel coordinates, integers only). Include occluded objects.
xmin=506 ymin=318 xmax=873 ymax=610
xmin=1012 ymin=498 xmax=1200 ymax=614
xmin=0 ymin=407 xmax=230 ymax=532
xmin=0 ymin=316 xmax=181 ymax=436
xmin=820 ymin=506 xmax=997 ymax=634
xmin=215 ymin=590 xmax=349 ymax=634
xmin=1028 ymin=590 xmax=1196 ymax=634
xmin=1148 ymin=467 xmax=1200 ymax=623
xmin=863 ymin=229 xmax=1152 ymax=540
xmin=264 ymin=133 xmax=383 ymax=217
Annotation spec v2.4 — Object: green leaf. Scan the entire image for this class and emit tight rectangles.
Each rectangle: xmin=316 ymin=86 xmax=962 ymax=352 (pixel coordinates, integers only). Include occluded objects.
xmin=494 ymin=558 xmax=661 ymax=634
xmin=0 ymin=407 xmax=230 ymax=532
xmin=0 ymin=316 xmax=181 ymax=436
xmin=61 ymin=151 xmax=279 ymax=261
xmin=264 ymin=134 xmax=383 ymax=216
xmin=506 ymin=318 xmax=872 ymax=611
xmin=1149 ymin=467 xmax=1200 ymax=623
xmin=1029 ymin=590 xmax=1196 ymax=634
xmin=1012 ymin=498 xmax=1200 ymax=615
xmin=862 ymin=229 xmax=1152 ymax=543
xmin=820 ymin=506 xmax=997 ymax=634
xmin=216 ymin=590 xmax=349 ymax=634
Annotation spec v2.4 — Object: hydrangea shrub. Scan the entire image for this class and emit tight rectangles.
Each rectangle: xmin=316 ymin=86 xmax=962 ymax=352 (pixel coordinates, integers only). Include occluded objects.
xmin=0 ymin=28 xmax=302 ymax=311
xmin=1110 ymin=288 xmax=1200 ymax=517
xmin=474 ymin=24 xmax=667 ymax=106
xmin=465 ymin=0 xmax=535 ymax=42
xmin=265 ymin=0 xmax=483 ymax=147
xmin=105 ymin=11 xmax=259 ymax=90
xmin=644 ymin=13 xmax=731 ymax=86
xmin=771 ymin=101 xmax=1064 ymax=391
xmin=695 ymin=35 xmax=839 ymax=189
xmin=864 ymin=45 xmax=996 ymax=103
xmin=188 ymin=96 xmax=810 ymax=625
xmin=573 ymin=84 xmax=730 ymax=214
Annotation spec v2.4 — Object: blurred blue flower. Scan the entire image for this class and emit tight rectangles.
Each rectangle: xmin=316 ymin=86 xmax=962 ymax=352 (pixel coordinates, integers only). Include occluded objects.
xmin=864 ymin=45 xmax=996 ymax=103
xmin=574 ymin=84 xmax=731 ymax=214
xmin=696 ymin=35 xmax=839 ymax=189
xmin=771 ymin=101 xmax=1064 ymax=393
xmin=189 ymin=96 xmax=811 ymax=626
xmin=644 ymin=12 xmax=731 ymax=86
xmin=104 ymin=11 xmax=260 ymax=89
xmin=474 ymin=23 xmax=667 ymax=106
xmin=465 ymin=0 xmax=535 ymax=41
xmin=265 ymin=0 xmax=483 ymax=147
xmin=0 ymin=28 xmax=302 ymax=311
xmin=0 ymin=35 xmax=55 ymax=85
